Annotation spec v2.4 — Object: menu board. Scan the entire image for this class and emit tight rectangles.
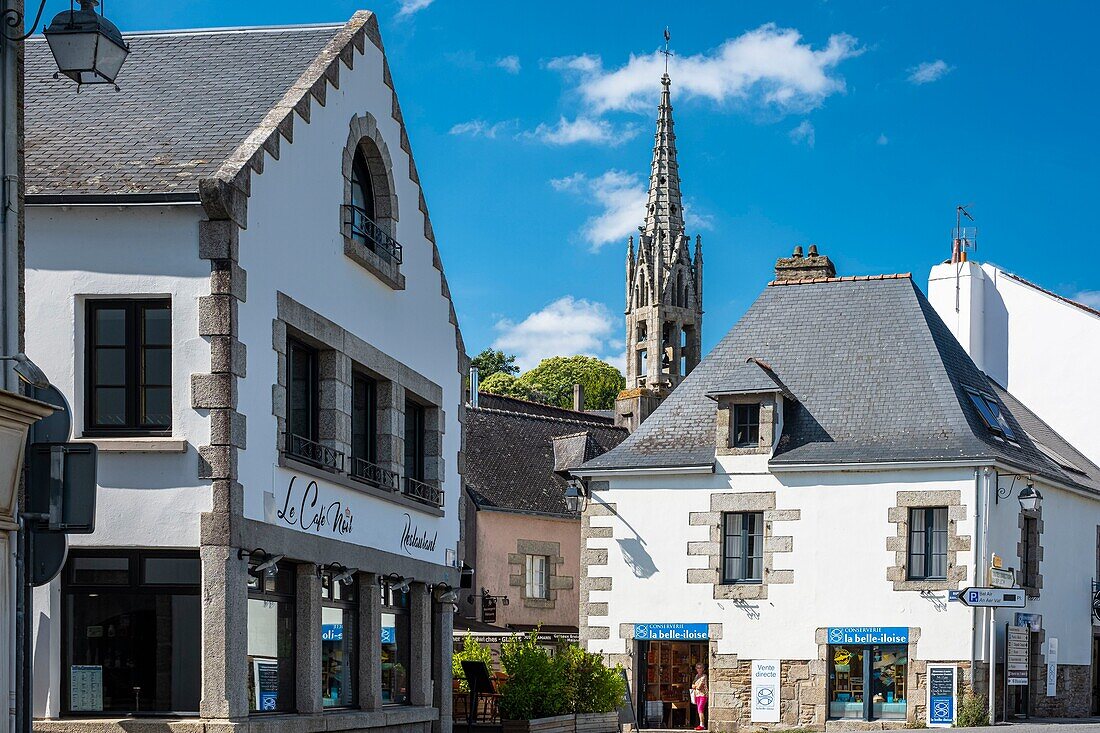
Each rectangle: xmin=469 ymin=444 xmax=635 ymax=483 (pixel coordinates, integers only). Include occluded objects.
xmin=70 ymin=666 xmax=103 ymax=712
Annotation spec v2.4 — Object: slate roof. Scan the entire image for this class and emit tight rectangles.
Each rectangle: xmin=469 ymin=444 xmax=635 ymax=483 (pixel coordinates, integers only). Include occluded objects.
xmin=705 ymin=361 xmax=786 ymax=398
xmin=474 ymin=392 xmax=616 ymax=425
xmin=581 ymin=275 xmax=1100 ymax=494
xmin=465 ymin=403 xmax=627 ymax=516
xmin=24 ymin=25 xmax=342 ymax=197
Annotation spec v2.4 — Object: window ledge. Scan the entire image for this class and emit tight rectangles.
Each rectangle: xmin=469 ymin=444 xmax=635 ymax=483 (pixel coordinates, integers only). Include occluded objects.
xmin=74 ymin=437 xmax=188 ymax=454
xmin=344 ymin=236 xmax=406 ymax=290
xmin=280 ymin=454 xmax=444 ymax=518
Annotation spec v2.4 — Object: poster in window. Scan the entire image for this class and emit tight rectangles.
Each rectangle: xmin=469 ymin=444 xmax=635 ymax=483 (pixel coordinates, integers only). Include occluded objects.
xmin=253 ymin=659 xmax=280 ymax=711
xmin=70 ymin=665 xmax=103 ymax=712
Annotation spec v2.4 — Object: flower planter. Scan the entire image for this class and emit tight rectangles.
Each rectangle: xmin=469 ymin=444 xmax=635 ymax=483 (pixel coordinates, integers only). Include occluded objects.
xmin=575 ymin=711 xmax=620 ymax=733
xmin=502 ymin=713 xmax=577 ymax=733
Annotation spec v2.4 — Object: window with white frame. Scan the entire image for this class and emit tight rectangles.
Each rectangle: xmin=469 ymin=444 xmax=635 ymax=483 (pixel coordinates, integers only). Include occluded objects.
xmin=525 ymin=555 xmax=549 ymax=599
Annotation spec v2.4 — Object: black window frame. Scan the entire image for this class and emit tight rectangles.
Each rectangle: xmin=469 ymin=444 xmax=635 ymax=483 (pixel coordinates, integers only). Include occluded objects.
xmin=721 ymin=511 xmax=764 ymax=584
xmin=1021 ymin=515 xmax=1039 ymax=589
xmin=61 ymin=549 xmax=201 ymax=716
xmin=732 ymin=403 xmax=760 ymax=448
xmin=907 ymin=507 xmax=948 ymax=580
xmin=404 ymin=398 xmax=426 ymax=482
xmin=84 ymin=298 xmax=172 ymax=436
xmin=965 ymin=387 xmax=1017 ymax=441
xmin=352 ymin=372 xmax=378 ymax=465
xmin=247 ymin=560 xmax=297 ymax=714
xmin=320 ymin=571 xmax=359 ymax=710
xmin=351 ymin=147 xmax=376 ymax=225
xmin=288 ymin=337 xmax=319 ymax=443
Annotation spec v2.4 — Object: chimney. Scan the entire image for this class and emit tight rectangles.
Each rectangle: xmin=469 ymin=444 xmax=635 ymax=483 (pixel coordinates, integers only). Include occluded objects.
xmin=573 ymin=383 xmax=584 ymax=412
xmin=774 ymin=244 xmax=836 ymax=282
xmin=469 ymin=367 xmax=479 ymax=408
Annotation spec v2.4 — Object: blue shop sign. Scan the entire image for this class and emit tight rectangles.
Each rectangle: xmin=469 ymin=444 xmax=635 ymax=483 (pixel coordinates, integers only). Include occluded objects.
xmin=381 ymin=626 xmax=396 ymax=644
xmin=322 ymin=624 xmax=342 ymax=642
xmin=635 ymin=623 xmax=709 ymax=641
xmin=827 ymin=627 xmax=909 ymax=645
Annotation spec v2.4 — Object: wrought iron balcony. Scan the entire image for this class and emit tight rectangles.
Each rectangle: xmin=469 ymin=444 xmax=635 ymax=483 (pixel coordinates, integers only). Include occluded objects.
xmin=350 ymin=456 xmax=399 ymax=492
xmin=343 ymin=204 xmax=403 ymax=264
xmin=285 ymin=433 xmax=345 ymax=472
xmin=404 ymin=476 xmax=444 ymax=508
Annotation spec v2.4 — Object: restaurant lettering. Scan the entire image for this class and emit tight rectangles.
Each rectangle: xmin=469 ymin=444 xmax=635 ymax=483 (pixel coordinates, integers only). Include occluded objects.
xmin=401 ymin=513 xmax=437 ymax=556
xmin=278 ymin=475 xmax=354 ymax=536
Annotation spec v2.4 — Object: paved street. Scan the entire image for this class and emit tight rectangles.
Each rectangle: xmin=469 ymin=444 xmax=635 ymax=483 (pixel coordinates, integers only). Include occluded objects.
xmin=965 ymin=722 xmax=1100 ymax=733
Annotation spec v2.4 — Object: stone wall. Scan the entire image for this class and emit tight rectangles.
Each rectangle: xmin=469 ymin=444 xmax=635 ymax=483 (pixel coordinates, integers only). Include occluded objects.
xmin=1029 ymin=664 xmax=1092 ymax=718
xmin=708 ymin=656 xmax=821 ymax=732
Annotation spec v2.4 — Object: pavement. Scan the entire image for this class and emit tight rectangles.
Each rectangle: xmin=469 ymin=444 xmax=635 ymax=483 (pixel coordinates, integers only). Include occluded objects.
xmin=962 ymin=721 xmax=1100 ymax=732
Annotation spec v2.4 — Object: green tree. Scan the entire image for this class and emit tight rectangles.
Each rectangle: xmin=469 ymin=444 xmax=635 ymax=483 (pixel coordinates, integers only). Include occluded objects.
xmin=479 ymin=371 xmax=537 ymax=401
xmin=517 ymin=355 xmax=625 ymax=410
xmin=452 ymin=634 xmax=494 ymax=693
xmin=470 ymin=348 xmax=518 ymax=380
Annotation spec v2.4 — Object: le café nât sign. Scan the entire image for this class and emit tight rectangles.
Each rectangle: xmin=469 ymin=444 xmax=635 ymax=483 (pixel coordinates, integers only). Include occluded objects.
xmin=264 ymin=467 xmax=440 ymax=560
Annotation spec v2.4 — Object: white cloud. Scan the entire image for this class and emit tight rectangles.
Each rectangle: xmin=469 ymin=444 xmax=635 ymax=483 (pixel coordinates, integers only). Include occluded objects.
xmin=449 ymin=119 xmax=514 ymax=139
xmin=908 ymin=59 xmax=951 ymax=85
xmin=493 ymin=296 xmax=619 ymax=371
xmin=548 ymin=24 xmax=860 ymax=115
xmin=396 ymin=0 xmax=433 ymax=17
xmin=551 ymin=170 xmax=647 ymax=252
xmin=789 ymin=119 xmax=815 ymax=147
xmin=1074 ymin=291 xmax=1100 ymax=310
xmin=525 ymin=116 xmax=638 ymax=146
xmin=877 ymin=133 xmax=889 ymax=145
xmin=496 ymin=55 xmax=521 ymax=74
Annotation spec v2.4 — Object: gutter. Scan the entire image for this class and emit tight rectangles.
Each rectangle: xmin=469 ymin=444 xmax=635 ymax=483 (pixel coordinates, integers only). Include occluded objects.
xmin=26 ymin=192 xmax=201 ymax=206
xmin=570 ymin=463 xmax=715 ymax=479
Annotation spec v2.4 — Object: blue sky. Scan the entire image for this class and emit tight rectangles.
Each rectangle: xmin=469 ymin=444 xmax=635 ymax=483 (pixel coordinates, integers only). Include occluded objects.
xmin=94 ymin=1 xmax=1099 ymax=370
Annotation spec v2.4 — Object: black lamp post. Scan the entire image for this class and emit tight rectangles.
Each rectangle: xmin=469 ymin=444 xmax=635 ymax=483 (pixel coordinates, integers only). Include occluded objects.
xmin=43 ymin=0 xmax=129 ymax=88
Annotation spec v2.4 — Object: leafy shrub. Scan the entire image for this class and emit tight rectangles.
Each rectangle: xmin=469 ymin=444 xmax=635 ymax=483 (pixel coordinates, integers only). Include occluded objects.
xmin=954 ymin=688 xmax=989 ymax=727
xmin=558 ymin=644 xmax=626 ymax=714
xmin=904 ymin=719 xmax=928 ymax=729
xmin=498 ymin=632 xmax=570 ymax=720
xmin=452 ymin=634 xmax=494 ymax=693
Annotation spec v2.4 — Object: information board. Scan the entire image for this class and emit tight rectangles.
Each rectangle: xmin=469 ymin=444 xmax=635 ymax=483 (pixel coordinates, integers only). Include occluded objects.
xmin=1006 ymin=625 xmax=1030 ymax=687
xmin=253 ymin=659 xmax=280 ymax=710
xmin=1046 ymin=638 xmax=1058 ymax=697
xmin=926 ymin=664 xmax=957 ymax=727
xmin=69 ymin=665 xmax=103 ymax=712
xmin=751 ymin=659 xmax=781 ymax=722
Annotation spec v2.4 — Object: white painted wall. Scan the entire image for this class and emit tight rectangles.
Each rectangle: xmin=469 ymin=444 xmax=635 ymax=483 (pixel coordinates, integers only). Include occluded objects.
xmin=235 ymin=37 xmax=461 ymax=566
xmin=25 ymin=204 xmax=212 ymax=716
xmin=587 ymin=465 xmax=980 ymax=663
xmin=25 ymin=204 xmax=213 ymax=548
xmin=929 ymin=261 xmax=1100 ymax=466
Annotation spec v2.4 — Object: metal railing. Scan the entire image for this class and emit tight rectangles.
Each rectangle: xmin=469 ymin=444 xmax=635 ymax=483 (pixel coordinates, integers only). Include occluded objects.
xmin=343 ymin=204 xmax=403 ymax=264
xmin=404 ymin=476 xmax=444 ymax=508
xmin=349 ymin=456 xmax=400 ymax=492
xmin=285 ymin=433 xmax=345 ymax=472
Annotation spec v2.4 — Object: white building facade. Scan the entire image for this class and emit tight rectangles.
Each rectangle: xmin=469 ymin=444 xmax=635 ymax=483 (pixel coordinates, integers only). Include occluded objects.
xmin=576 ymin=269 xmax=1100 ymax=729
xmin=24 ymin=13 xmax=464 ymax=732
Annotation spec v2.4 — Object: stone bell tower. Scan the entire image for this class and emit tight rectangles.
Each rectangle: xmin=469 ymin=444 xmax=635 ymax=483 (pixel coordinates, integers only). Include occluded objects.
xmin=615 ymin=72 xmax=703 ymax=432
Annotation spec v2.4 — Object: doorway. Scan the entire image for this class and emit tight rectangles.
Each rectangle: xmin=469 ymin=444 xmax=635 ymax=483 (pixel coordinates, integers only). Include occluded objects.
xmin=638 ymin=640 xmax=707 ymax=729
xmin=1092 ymin=635 xmax=1100 ymax=715
xmin=828 ymin=644 xmax=908 ymax=721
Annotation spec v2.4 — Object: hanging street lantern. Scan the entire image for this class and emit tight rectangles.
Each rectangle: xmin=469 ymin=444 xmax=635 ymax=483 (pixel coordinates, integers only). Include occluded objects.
xmin=43 ymin=0 xmax=129 ymax=89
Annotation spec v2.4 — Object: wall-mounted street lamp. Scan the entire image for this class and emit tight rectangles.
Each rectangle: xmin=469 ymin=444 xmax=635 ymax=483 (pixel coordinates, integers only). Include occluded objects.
xmin=433 ymin=583 xmax=458 ymax=604
xmin=996 ymin=473 xmax=1043 ymax=513
xmin=3 ymin=0 xmax=130 ymax=89
xmin=382 ymin=572 xmax=411 ymax=594
xmin=565 ymin=477 xmax=587 ymax=513
xmin=0 ymin=353 xmax=49 ymax=388
xmin=320 ymin=562 xmax=357 ymax=586
xmin=239 ymin=547 xmax=283 ymax=578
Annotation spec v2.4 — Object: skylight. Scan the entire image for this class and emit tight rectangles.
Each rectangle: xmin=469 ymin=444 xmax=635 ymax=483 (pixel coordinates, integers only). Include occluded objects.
xmin=1028 ymin=434 xmax=1088 ymax=476
xmin=965 ymin=388 xmax=1016 ymax=441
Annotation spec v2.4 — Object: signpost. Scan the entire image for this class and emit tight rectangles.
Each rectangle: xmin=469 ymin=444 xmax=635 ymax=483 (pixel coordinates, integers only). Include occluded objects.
xmin=926 ymin=664 xmax=957 ymax=727
xmin=1015 ymin=612 xmax=1042 ymax=632
xmin=989 ymin=567 xmax=1015 ymax=589
xmin=1006 ymin=624 xmax=1030 ymax=687
xmin=957 ymin=587 xmax=1026 ymax=608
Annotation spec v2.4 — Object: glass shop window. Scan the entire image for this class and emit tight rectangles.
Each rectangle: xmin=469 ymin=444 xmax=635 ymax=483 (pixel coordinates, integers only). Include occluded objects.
xmin=380 ymin=578 xmax=411 ymax=705
xmin=247 ymin=560 xmax=297 ymax=714
xmin=321 ymin=570 xmax=358 ymax=708
xmin=828 ymin=644 xmax=908 ymax=721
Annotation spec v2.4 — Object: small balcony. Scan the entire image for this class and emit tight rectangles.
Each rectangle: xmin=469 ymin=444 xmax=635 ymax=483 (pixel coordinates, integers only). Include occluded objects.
xmin=403 ymin=476 xmax=444 ymax=508
xmin=343 ymin=204 xmax=403 ymax=264
xmin=349 ymin=456 xmax=400 ymax=492
xmin=285 ymin=433 xmax=345 ymax=473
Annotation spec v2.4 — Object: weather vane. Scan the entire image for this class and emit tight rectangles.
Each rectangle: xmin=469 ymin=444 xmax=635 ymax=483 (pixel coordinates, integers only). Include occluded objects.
xmin=661 ymin=27 xmax=673 ymax=74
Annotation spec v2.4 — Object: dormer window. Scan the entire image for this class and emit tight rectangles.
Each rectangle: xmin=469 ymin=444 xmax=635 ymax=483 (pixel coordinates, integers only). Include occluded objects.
xmin=732 ymin=404 xmax=760 ymax=448
xmin=965 ymin=388 xmax=1016 ymax=440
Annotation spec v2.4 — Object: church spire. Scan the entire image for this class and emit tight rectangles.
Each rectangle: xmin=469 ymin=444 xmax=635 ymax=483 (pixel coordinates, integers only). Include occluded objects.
xmin=642 ymin=73 xmax=685 ymax=249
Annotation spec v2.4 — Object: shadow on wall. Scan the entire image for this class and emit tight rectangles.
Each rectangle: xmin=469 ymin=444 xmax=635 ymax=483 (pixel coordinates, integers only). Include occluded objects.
xmin=616 ymin=537 xmax=658 ymax=578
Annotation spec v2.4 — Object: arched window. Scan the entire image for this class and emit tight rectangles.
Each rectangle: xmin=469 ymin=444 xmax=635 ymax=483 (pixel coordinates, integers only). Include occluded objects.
xmin=351 ymin=148 xmax=376 ymax=224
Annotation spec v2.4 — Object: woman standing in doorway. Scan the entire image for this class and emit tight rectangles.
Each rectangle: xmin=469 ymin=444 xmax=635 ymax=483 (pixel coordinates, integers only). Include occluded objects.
xmin=691 ymin=662 xmax=708 ymax=730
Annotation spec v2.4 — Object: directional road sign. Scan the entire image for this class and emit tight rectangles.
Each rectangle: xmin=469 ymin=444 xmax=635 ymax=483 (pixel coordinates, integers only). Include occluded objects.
xmin=957 ymin=587 xmax=1026 ymax=608
xmin=989 ymin=567 xmax=1016 ymax=589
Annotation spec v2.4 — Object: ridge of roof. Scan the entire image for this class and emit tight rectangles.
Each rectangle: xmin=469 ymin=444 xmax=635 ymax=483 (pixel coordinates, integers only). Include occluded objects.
xmin=997 ymin=269 xmax=1100 ymax=319
xmin=468 ymin=404 xmax=626 ymax=431
xmin=768 ymin=273 xmax=912 ymax=287
xmin=25 ymin=23 xmax=345 ymax=41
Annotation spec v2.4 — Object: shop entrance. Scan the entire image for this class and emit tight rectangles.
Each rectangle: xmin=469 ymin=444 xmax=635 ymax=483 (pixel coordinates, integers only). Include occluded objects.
xmin=638 ymin=640 xmax=707 ymax=729
xmin=828 ymin=644 xmax=908 ymax=721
